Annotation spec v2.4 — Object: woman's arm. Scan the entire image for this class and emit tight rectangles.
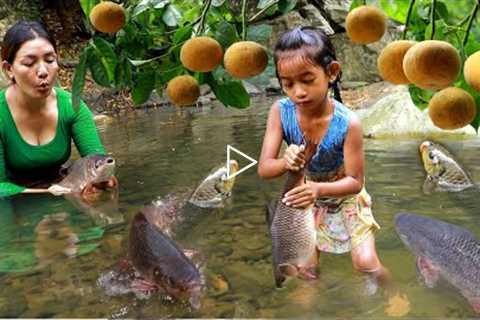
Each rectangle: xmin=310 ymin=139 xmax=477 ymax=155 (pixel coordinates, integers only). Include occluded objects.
xmin=258 ymin=102 xmax=288 ymax=179
xmin=71 ymin=101 xmax=106 ymax=156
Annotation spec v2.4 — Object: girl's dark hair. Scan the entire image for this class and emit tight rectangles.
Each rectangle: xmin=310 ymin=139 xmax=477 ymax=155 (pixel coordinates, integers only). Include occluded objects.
xmin=274 ymin=26 xmax=342 ymax=103
xmin=1 ymin=20 xmax=56 ymax=64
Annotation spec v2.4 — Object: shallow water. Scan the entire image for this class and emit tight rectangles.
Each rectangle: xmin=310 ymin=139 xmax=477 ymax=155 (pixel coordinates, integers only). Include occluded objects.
xmin=0 ymin=97 xmax=479 ymax=318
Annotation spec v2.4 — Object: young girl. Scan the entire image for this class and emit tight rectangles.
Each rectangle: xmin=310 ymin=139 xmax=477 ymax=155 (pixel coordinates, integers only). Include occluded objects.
xmin=258 ymin=26 xmax=390 ymax=288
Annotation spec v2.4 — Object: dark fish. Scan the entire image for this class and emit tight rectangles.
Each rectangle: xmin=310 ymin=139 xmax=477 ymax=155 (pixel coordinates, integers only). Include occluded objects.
xmin=57 ymin=154 xmax=115 ymax=193
xmin=419 ymin=141 xmax=474 ymax=193
xmin=268 ymin=142 xmax=318 ymax=288
xmin=188 ymin=160 xmax=238 ymax=208
xmin=395 ymin=212 xmax=480 ymax=313
xmin=129 ymin=208 xmax=202 ymax=309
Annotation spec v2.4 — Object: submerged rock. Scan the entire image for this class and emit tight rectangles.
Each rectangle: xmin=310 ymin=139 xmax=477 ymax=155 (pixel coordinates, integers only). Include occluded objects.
xmin=356 ymin=86 xmax=477 ymax=139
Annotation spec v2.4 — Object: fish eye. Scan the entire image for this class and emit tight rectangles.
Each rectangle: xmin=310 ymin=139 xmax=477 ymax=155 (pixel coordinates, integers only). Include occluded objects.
xmin=428 ymin=151 xmax=435 ymax=160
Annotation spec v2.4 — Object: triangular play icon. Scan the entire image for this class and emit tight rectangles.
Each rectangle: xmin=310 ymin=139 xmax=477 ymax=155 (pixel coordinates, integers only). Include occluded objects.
xmin=226 ymin=145 xmax=258 ymax=180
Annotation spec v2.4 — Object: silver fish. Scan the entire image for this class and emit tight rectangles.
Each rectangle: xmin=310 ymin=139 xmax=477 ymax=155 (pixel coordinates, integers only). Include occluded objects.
xmin=419 ymin=141 xmax=474 ymax=193
xmin=395 ymin=212 xmax=480 ymax=314
xmin=268 ymin=142 xmax=318 ymax=288
xmin=188 ymin=160 xmax=238 ymax=208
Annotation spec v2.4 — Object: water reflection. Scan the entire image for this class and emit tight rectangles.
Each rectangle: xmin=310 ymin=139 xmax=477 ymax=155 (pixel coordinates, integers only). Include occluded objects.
xmin=0 ymin=97 xmax=479 ymax=317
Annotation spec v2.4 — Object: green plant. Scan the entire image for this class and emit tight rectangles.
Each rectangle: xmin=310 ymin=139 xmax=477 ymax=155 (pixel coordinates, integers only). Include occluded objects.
xmin=351 ymin=0 xmax=479 ymax=130
xmin=73 ymin=0 xmax=297 ymax=108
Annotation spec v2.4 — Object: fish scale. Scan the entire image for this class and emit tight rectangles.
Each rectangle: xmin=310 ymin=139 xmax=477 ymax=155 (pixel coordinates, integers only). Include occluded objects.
xmin=395 ymin=213 xmax=480 ymax=311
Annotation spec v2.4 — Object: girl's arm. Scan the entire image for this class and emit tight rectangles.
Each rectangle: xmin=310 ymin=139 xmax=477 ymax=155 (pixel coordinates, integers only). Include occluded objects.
xmin=314 ymin=114 xmax=364 ymax=197
xmin=282 ymin=114 xmax=364 ymax=208
xmin=258 ymin=102 xmax=287 ymax=179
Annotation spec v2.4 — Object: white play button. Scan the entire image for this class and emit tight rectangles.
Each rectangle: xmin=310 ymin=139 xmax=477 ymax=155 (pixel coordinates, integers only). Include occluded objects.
xmin=226 ymin=145 xmax=258 ymax=180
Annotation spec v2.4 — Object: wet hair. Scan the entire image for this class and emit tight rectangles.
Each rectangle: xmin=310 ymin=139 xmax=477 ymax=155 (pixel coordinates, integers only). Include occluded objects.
xmin=274 ymin=26 xmax=342 ymax=103
xmin=1 ymin=20 xmax=56 ymax=64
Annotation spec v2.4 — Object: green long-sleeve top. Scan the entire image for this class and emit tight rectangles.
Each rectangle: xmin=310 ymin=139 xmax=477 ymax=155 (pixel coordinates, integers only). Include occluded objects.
xmin=0 ymin=87 xmax=106 ymax=197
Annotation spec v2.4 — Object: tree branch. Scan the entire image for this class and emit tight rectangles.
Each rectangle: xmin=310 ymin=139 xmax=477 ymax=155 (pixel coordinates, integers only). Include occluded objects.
xmin=402 ymin=0 xmax=416 ymax=39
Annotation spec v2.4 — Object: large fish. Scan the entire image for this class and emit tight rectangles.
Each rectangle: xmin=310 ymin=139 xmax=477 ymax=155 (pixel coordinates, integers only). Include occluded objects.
xmin=267 ymin=142 xmax=318 ymax=288
xmin=419 ymin=141 xmax=474 ymax=193
xmin=394 ymin=212 xmax=480 ymax=313
xmin=128 ymin=207 xmax=202 ymax=309
xmin=188 ymin=160 xmax=239 ymax=208
xmin=56 ymin=154 xmax=116 ymax=193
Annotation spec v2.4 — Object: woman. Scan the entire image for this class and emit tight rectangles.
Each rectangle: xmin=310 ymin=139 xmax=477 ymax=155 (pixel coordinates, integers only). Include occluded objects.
xmin=0 ymin=20 xmax=116 ymax=197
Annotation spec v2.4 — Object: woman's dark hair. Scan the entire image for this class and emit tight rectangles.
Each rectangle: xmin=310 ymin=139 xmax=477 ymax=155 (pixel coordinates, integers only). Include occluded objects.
xmin=274 ymin=26 xmax=342 ymax=103
xmin=1 ymin=20 xmax=56 ymax=64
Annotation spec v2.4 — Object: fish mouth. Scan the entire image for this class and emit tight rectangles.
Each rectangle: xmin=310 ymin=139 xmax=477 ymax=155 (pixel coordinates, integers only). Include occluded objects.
xmin=419 ymin=141 xmax=431 ymax=152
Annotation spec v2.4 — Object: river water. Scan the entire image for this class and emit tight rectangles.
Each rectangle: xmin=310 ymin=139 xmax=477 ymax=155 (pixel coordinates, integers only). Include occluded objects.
xmin=0 ymin=96 xmax=479 ymax=318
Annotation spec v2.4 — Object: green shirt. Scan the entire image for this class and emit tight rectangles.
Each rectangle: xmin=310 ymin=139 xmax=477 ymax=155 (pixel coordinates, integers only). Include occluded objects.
xmin=0 ymin=87 xmax=106 ymax=197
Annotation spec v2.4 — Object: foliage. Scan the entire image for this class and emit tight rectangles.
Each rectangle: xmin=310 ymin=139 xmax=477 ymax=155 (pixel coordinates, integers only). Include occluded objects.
xmin=73 ymin=0 xmax=296 ymax=108
xmin=351 ymin=0 xmax=480 ymax=130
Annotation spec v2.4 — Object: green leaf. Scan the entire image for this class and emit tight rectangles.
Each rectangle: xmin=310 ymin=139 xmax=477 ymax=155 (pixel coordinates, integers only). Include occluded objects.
xmin=173 ymin=25 xmax=193 ymax=44
xmin=162 ymin=4 xmax=181 ymax=27
xmin=278 ymin=0 xmax=297 ymax=13
xmin=246 ymin=24 xmax=273 ymax=42
xmin=206 ymin=73 xmax=250 ymax=108
xmin=213 ymin=21 xmax=239 ymax=48
xmin=115 ymin=56 xmax=133 ymax=88
xmin=72 ymin=47 xmax=90 ymax=110
xmin=132 ymin=71 xmax=156 ymax=105
xmin=92 ymin=37 xmax=118 ymax=82
xmin=408 ymin=85 xmax=434 ymax=110
xmin=88 ymin=50 xmax=111 ymax=87
xmin=79 ymin=0 xmax=99 ymax=17
xmin=153 ymin=0 xmax=169 ymax=9
xmin=257 ymin=0 xmax=275 ymax=9
xmin=128 ymin=57 xmax=162 ymax=66
xmin=379 ymin=0 xmax=410 ymax=24
xmin=349 ymin=0 xmax=364 ymax=11
xmin=211 ymin=0 xmax=226 ymax=7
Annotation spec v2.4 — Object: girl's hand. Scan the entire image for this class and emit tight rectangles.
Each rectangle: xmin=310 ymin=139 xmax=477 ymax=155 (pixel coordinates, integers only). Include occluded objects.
xmin=283 ymin=144 xmax=306 ymax=172
xmin=282 ymin=181 xmax=318 ymax=209
xmin=47 ymin=184 xmax=72 ymax=196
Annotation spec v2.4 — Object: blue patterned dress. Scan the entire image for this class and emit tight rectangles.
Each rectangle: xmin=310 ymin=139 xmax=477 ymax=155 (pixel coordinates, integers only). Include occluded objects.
xmin=279 ymin=98 xmax=380 ymax=254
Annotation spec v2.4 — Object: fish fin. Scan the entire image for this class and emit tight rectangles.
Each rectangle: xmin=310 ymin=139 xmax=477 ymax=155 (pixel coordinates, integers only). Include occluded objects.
xmin=416 ymin=256 xmax=440 ymax=288
xmin=466 ymin=296 xmax=480 ymax=314
xmin=422 ymin=176 xmax=437 ymax=194
xmin=274 ymin=263 xmax=298 ymax=288
xmin=265 ymin=200 xmax=277 ymax=230
xmin=279 ymin=263 xmax=298 ymax=277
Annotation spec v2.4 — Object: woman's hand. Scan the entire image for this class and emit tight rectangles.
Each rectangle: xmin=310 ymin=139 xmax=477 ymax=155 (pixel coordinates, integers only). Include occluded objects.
xmin=47 ymin=184 xmax=72 ymax=196
xmin=283 ymin=144 xmax=306 ymax=172
xmin=282 ymin=181 xmax=319 ymax=209
xmin=82 ymin=176 xmax=118 ymax=194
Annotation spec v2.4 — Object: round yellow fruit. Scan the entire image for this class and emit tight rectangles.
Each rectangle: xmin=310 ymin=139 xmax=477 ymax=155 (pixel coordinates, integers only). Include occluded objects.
xmin=180 ymin=37 xmax=223 ymax=72
xmin=224 ymin=41 xmax=268 ymax=79
xmin=345 ymin=5 xmax=387 ymax=44
xmin=403 ymin=40 xmax=460 ymax=90
xmin=428 ymin=87 xmax=476 ymax=130
xmin=377 ymin=40 xmax=416 ymax=84
xmin=90 ymin=1 xmax=126 ymax=33
xmin=166 ymin=75 xmax=200 ymax=106
xmin=464 ymin=51 xmax=480 ymax=92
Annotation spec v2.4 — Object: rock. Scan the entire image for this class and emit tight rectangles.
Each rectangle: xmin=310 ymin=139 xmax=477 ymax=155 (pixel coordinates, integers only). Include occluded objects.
xmin=297 ymin=4 xmax=335 ymax=35
xmin=356 ymin=85 xmax=477 ymax=139
xmin=316 ymin=0 xmax=352 ymax=29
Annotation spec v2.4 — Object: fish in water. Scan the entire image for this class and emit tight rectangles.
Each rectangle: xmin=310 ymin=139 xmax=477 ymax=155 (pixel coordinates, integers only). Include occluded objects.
xmin=55 ymin=154 xmax=116 ymax=193
xmin=188 ymin=160 xmax=239 ymax=208
xmin=128 ymin=207 xmax=202 ymax=309
xmin=267 ymin=142 xmax=318 ymax=288
xmin=419 ymin=141 xmax=474 ymax=193
xmin=394 ymin=212 xmax=480 ymax=313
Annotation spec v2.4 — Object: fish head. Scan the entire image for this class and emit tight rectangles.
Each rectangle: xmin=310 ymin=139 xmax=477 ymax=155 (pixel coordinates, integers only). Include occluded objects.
xmin=86 ymin=155 xmax=116 ymax=184
xmin=419 ymin=141 xmax=446 ymax=178
xmin=151 ymin=264 xmax=202 ymax=309
xmin=191 ymin=160 xmax=239 ymax=205
xmin=214 ymin=160 xmax=239 ymax=195
xmin=394 ymin=212 xmax=430 ymax=257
